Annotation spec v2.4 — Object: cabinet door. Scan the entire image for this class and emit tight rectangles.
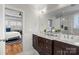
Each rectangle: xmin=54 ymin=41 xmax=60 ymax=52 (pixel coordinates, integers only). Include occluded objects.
xmin=44 ymin=39 xmax=52 ymax=54
xmin=38 ymin=38 xmax=46 ymax=55
xmin=38 ymin=37 xmax=52 ymax=55
xmin=64 ymin=47 xmax=77 ymax=55
xmin=38 ymin=37 xmax=45 ymax=52
xmin=54 ymin=46 xmax=64 ymax=55
xmin=33 ymin=34 xmax=38 ymax=50
xmin=33 ymin=35 xmax=53 ymax=55
xmin=54 ymin=40 xmax=78 ymax=55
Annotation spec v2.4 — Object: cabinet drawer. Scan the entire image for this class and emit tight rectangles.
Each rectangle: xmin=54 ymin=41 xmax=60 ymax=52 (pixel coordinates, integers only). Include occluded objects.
xmin=54 ymin=46 xmax=76 ymax=55
xmin=54 ymin=40 xmax=77 ymax=48
xmin=54 ymin=40 xmax=78 ymax=55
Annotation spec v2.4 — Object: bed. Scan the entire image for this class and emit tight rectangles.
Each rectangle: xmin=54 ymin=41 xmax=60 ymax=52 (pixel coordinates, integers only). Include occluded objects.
xmin=5 ymin=31 xmax=21 ymax=39
xmin=5 ymin=31 xmax=22 ymax=43
xmin=5 ymin=31 xmax=23 ymax=55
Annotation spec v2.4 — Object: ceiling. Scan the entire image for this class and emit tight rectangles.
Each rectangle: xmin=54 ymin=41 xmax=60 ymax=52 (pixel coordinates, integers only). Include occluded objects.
xmin=30 ymin=4 xmax=70 ymax=13
xmin=6 ymin=4 xmax=79 ymax=16
xmin=8 ymin=4 xmax=69 ymax=11
xmin=47 ymin=4 xmax=79 ymax=17
xmin=31 ymin=4 xmax=58 ymax=10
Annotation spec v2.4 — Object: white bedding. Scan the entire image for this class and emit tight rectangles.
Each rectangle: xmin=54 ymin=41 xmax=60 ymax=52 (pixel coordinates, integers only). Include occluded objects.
xmin=5 ymin=31 xmax=21 ymax=40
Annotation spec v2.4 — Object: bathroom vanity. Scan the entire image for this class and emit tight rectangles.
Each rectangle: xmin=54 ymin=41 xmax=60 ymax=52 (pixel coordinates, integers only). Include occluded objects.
xmin=33 ymin=34 xmax=79 ymax=55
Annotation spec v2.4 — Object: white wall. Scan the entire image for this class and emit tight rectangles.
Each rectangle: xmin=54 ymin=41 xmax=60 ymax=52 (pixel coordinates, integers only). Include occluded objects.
xmin=0 ymin=41 xmax=5 ymax=55
xmin=0 ymin=4 xmax=5 ymax=40
xmin=39 ymin=14 xmax=48 ymax=33
xmin=23 ymin=6 xmax=39 ymax=54
xmin=0 ymin=4 xmax=5 ymax=55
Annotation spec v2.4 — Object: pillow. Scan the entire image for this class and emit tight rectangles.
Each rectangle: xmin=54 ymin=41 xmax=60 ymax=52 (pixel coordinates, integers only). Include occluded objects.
xmin=6 ymin=28 xmax=11 ymax=32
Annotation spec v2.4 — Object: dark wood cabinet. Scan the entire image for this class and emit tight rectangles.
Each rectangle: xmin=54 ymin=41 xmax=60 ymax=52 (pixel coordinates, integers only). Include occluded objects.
xmin=33 ymin=34 xmax=79 ymax=55
xmin=54 ymin=40 xmax=79 ymax=55
xmin=38 ymin=37 xmax=53 ymax=55
xmin=33 ymin=35 xmax=38 ymax=50
xmin=33 ymin=34 xmax=53 ymax=55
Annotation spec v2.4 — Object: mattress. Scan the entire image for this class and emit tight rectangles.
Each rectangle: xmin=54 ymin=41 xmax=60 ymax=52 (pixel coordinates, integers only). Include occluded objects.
xmin=5 ymin=31 xmax=21 ymax=40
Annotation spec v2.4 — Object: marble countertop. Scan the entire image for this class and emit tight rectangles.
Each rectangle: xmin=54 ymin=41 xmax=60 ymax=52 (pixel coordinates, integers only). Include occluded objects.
xmin=33 ymin=32 xmax=79 ymax=47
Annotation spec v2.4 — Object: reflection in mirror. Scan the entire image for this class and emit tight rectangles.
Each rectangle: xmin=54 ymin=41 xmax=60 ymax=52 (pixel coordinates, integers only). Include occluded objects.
xmin=60 ymin=13 xmax=79 ymax=35
xmin=74 ymin=14 xmax=79 ymax=29
xmin=45 ymin=5 xmax=79 ymax=35
xmin=73 ymin=14 xmax=79 ymax=35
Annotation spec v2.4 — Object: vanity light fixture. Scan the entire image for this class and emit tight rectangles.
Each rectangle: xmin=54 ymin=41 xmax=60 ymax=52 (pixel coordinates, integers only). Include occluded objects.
xmin=39 ymin=7 xmax=47 ymax=15
xmin=61 ymin=25 xmax=64 ymax=28
xmin=62 ymin=17 xmax=65 ymax=21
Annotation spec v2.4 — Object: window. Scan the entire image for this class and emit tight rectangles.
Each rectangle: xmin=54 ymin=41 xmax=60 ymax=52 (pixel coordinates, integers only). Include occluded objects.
xmin=74 ymin=14 xmax=79 ymax=29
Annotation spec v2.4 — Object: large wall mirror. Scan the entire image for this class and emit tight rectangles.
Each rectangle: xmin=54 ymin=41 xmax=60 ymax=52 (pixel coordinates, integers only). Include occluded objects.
xmin=47 ymin=5 xmax=79 ymax=35
xmin=59 ymin=13 xmax=79 ymax=35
